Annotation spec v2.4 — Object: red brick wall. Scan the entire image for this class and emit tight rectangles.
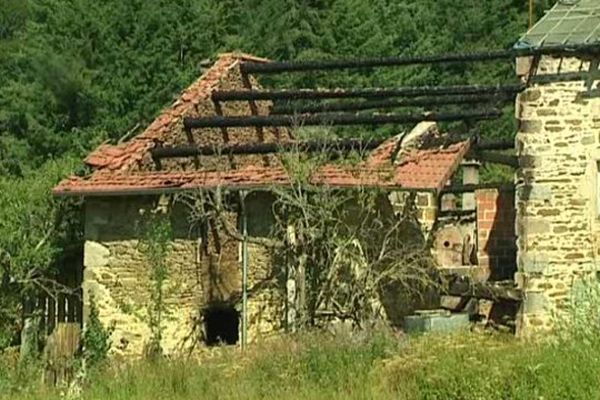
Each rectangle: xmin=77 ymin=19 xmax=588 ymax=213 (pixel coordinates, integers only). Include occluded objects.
xmin=476 ymin=188 xmax=517 ymax=280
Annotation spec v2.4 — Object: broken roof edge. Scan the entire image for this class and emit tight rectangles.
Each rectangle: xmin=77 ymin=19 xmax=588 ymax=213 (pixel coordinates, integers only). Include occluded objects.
xmin=82 ymin=51 xmax=270 ymax=171
xmin=220 ymin=52 xmax=270 ymax=63
xmin=52 ymin=182 xmax=438 ymax=198
xmin=52 ymin=140 xmax=471 ymax=198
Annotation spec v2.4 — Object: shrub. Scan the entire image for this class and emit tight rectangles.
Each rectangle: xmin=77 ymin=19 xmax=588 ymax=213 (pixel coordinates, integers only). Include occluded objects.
xmin=82 ymin=293 xmax=113 ymax=368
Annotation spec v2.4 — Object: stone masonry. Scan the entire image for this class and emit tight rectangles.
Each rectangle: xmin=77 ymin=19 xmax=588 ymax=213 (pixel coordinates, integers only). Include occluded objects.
xmin=516 ymin=55 xmax=600 ymax=334
xmin=84 ymin=194 xmax=283 ymax=357
xmin=80 ymin=53 xmax=290 ymax=357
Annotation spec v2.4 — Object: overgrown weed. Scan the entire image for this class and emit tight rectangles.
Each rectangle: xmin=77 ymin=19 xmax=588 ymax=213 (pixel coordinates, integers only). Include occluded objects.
xmin=6 ymin=280 xmax=600 ymax=399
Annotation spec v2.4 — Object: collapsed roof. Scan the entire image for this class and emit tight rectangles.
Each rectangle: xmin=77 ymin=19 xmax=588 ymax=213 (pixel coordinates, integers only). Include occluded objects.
xmin=53 ymin=53 xmax=473 ymax=197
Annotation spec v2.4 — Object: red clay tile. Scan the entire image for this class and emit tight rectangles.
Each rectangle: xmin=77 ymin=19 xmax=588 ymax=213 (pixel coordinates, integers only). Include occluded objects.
xmin=54 ymin=140 xmax=469 ymax=196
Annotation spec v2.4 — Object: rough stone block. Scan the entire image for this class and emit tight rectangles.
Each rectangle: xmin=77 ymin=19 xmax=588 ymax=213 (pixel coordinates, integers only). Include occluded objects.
xmin=520 ymin=218 xmax=551 ymax=235
xmin=537 ymin=109 xmax=557 ymax=117
xmin=536 ymin=208 xmax=560 ymax=217
xmin=404 ymin=311 xmax=469 ymax=334
xmin=519 ymin=253 xmax=548 ymax=274
xmin=523 ymin=292 xmax=548 ymax=314
xmin=519 ymin=155 xmax=541 ymax=168
xmin=517 ymin=185 xmax=552 ymax=201
xmin=84 ymin=241 xmax=110 ymax=268
xmin=519 ymin=120 xmax=543 ymax=133
xmin=516 ymin=57 xmax=533 ymax=77
xmin=440 ymin=296 xmax=465 ymax=311
xmin=581 ymin=135 xmax=595 ymax=145
xmin=520 ymin=88 xmax=541 ymax=102
xmin=514 ymin=272 xmax=526 ymax=289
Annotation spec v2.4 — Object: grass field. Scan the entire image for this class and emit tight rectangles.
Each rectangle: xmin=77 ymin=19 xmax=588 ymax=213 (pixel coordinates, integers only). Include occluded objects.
xmin=3 ymin=284 xmax=600 ymax=400
xmin=2 ymin=324 xmax=600 ymax=400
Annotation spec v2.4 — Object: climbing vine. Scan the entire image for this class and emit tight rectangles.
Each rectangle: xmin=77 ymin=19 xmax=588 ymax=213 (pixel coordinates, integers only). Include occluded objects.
xmin=82 ymin=293 xmax=113 ymax=367
xmin=138 ymin=205 xmax=173 ymax=359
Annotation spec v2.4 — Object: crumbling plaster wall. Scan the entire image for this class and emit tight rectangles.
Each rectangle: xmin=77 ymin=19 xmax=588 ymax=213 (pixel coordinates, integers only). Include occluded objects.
xmin=516 ymin=55 xmax=600 ymax=334
xmin=83 ymin=193 xmax=284 ymax=357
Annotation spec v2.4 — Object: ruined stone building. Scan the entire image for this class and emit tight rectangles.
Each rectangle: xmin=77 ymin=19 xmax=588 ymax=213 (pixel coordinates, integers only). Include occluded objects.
xmin=51 ymin=0 xmax=600 ymax=355
xmin=514 ymin=0 xmax=600 ymax=333
xmin=53 ymin=53 xmax=484 ymax=356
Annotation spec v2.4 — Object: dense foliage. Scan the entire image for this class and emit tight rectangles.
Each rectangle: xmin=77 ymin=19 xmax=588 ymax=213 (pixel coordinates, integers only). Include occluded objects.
xmin=0 ymin=0 xmax=557 ymax=176
xmin=0 ymin=158 xmax=80 ymax=349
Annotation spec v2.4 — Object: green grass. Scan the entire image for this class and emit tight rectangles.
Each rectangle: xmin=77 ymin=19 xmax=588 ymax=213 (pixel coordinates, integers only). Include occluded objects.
xmin=5 ymin=283 xmax=600 ymax=400
xmin=3 ymin=326 xmax=600 ymax=400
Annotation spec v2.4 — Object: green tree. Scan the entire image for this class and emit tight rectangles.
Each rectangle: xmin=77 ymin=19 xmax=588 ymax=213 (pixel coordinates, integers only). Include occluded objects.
xmin=0 ymin=158 xmax=80 ymax=351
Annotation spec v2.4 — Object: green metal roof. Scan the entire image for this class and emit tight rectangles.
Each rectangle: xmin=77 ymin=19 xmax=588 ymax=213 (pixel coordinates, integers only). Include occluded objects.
xmin=517 ymin=0 xmax=600 ymax=48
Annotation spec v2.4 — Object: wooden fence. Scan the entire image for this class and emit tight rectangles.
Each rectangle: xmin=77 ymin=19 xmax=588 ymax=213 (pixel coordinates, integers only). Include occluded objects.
xmin=35 ymin=290 xmax=83 ymax=334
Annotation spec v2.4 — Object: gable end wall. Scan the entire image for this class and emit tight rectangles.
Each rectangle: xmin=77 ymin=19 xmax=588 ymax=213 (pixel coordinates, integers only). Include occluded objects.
xmin=516 ymin=55 xmax=600 ymax=334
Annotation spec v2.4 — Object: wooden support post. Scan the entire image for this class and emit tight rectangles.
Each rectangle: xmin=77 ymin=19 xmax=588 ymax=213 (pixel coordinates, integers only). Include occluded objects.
xmin=297 ymin=254 xmax=307 ymax=326
xmin=286 ymin=224 xmax=297 ymax=332
xmin=285 ymin=223 xmax=306 ymax=329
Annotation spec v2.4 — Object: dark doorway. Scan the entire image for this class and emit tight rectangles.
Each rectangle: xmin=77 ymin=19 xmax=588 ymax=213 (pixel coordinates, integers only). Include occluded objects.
xmin=203 ymin=305 xmax=240 ymax=346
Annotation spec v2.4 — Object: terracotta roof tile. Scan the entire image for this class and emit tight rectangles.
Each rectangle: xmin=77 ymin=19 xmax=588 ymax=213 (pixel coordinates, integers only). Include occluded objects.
xmin=54 ymin=140 xmax=470 ymax=196
xmin=363 ymin=135 xmax=403 ymax=166
xmin=55 ymin=52 xmax=470 ymax=197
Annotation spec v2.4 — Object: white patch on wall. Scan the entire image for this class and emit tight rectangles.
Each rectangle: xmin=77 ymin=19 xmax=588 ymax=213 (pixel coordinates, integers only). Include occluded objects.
xmin=84 ymin=241 xmax=110 ymax=268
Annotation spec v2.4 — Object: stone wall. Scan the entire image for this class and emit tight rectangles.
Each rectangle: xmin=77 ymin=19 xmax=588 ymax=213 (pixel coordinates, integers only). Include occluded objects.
xmin=415 ymin=192 xmax=438 ymax=233
xmin=84 ymin=196 xmax=198 ymax=357
xmin=84 ymin=193 xmax=283 ymax=357
xmin=515 ymin=55 xmax=600 ymax=334
xmin=476 ymin=188 xmax=517 ymax=281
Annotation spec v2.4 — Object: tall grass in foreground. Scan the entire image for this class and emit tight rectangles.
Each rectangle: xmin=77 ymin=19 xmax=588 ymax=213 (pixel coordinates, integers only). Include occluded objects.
xmin=3 ymin=280 xmax=600 ymax=399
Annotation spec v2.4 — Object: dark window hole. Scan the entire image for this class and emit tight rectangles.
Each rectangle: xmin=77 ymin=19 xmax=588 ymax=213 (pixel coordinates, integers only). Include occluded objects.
xmin=203 ymin=305 xmax=239 ymax=346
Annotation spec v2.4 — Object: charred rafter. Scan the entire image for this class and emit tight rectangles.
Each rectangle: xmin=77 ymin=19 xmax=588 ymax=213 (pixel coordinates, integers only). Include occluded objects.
xmin=151 ymin=138 xmax=385 ymax=159
xmin=271 ymin=94 xmax=514 ymax=115
xmin=240 ymin=44 xmax=600 ymax=74
xmin=472 ymin=151 xmax=519 ymax=168
xmin=183 ymin=109 xmax=502 ymax=130
xmin=151 ymin=138 xmax=513 ymax=159
xmin=211 ymin=84 xmax=524 ymax=102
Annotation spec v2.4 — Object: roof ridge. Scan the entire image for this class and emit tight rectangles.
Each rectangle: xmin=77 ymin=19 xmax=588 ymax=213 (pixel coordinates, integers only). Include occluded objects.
xmin=84 ymin=53 xmax=248 ymax=171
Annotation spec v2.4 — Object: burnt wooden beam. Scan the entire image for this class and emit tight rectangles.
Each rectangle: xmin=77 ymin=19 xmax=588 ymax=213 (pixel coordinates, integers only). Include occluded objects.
xmin=446 ymin=278 xmax=522 ymax=302
xmin=242 ymin=50 xmax=514 ymax=74
xmin=271 ymin=94 xmax=514 ymax=115
xmin=211 ymin=84 xmax=525 ymax=102
xmin=183 ymin=109 xmax=502 ymax=130
xmin=474 ymin=139 xmax=514 ymax=151
xmin=473 ymin=151 xmax=519 ymax=168
xmin=240 ymin=44 xmax=600 ymax=74
xmin=151 ymin=138 xmax=387 ymax=159
xmin=152 ymin=136 xmax=512 ymax=160
xmin=440 ymin=183 xmax=515 ymax=195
